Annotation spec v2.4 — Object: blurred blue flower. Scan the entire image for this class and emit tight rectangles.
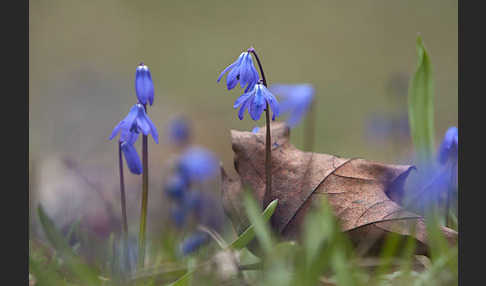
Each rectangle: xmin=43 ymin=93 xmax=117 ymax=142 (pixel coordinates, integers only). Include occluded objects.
xmin=120 ymin=141 xmax=143 ymax=174
xmin=110 ymin=103 xmax=159 ymax=144
xmin=165 ymin=173 xmax=189 ymax=201
xmin=135 ymin=63 xmax=154 ymax=106
xmin=269 ymin=84 xmax=315 ymax=128
xmin=438 ymin=126 xmax=458 ymax=165
xmin=167 ymin=116 xmax=191 ymax=146
xmin=365 ymin=113 xmax=410 ymax=143
xmin=180 ymin=232 xmax=209 ymax=255
xmin=178 ymin=146 xmax=219 ymax=182
xmin=234 ymin=83 xmax=280 ymax=121
xmin=170 ymin=205 xmax=187 ymax=228
xmin=217 ymin=51 xmax=259 ymax=92
xmin=252 ymin=126 xmax=260 ymax=133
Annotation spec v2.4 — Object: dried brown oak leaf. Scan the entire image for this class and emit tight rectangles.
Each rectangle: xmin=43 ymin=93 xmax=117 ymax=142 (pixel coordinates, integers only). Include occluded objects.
xmin=221 ymin=122 xmax=457 ymax=252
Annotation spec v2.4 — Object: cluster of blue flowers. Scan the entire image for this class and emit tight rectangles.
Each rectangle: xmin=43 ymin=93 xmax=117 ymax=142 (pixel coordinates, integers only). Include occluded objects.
xmin=217 ymin=48 xmax=318 ymax=130
xmin=109 ymin=63 xmax=158 ymax=174
xmin=218 ymin=48 xmax=280 ymax=122
xmin=164 ymin=141 xmax=221 ymax=255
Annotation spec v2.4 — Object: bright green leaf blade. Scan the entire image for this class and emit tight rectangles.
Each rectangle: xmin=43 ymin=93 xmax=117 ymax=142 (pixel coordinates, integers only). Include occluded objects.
xmin=243 ymin=194 xmax=275 ymax=254
xmin=408 ymin=35 xmax=435 ymax=163
xmin=228 ymin=199 xmax=278 ymax=250
xmin=165 ymin=269 xmax=193 ymax=286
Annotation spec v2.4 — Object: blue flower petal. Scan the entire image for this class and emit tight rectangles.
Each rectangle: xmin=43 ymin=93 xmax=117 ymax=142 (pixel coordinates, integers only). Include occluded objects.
xmin=109 ymin=121 xmax=123 ymax=140
xmin=218 ymin=51 xmax=259 ymax=92
xmin=180 ymin=232 xmax=209 ymax=255
xmin=249 ymin=87 xmax=266 ymax=121
xmin=121 ymin=127 xmax=139 ymax=144
xmin=269 ymin=84 xmax=314 ymax=128
xmin=217 ymin=61 xmax=238 ymax=82
xmin=238 ymin=97 xmax=250 ymax=120
xmin=233 ymin=92 xmax=252 ymax=108
xmin=438 ymin=126 xmax=458 ymax=165
xmin=226 ymin=66 xmax=240 ymax=90
xmin=121 ymin=142 xmax=143 ymax=175
xmin=110 ymin=105 xmax=141 ymax=142
xmin=146 ymin=116 xmax=159 ymax=144
xmin=262 ymin=86 xmax=279 ymax=120
xmin=135 ymin=64 xmax=154 ymax=106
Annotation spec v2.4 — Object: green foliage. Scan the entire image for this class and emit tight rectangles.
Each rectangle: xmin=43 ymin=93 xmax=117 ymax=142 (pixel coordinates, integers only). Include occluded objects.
xmin=29 ymin=34 xmax=457 ymax=286
xmin=29 ymin=197 xmax=457 ymax=286
xmin=34 ymin=205 xmax=101 ymax=285
xmin=242 ymin=194 xmax=276 ymax=254
xmin=229 ymin=198 xmax=278 ymax=250
xmin=408 ymin=34 xmax=436 ymax=164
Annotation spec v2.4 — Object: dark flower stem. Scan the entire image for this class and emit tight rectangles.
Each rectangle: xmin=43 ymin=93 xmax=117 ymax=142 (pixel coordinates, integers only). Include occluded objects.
xmin=138 ymin=104 xmax=149 ymax=269
xmin=250 ymin=48 xmax=272 ymax=208
xmin=118 ymin=142 xmax=129 ymax=235
xmin=118 ymin=141 xmax=130 ymax=271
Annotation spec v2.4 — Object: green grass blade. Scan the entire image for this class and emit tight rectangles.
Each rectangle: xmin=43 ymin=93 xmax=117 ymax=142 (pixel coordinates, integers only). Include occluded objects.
xmin=165 ymin=269 xmax=193 ymax=286
xmin=228 ymin=199 xmax=278 ymax=250
xmin=165 ymin=198 xmax=278 ymax=286
xmin=37 ymin=205 xmax=101 ymax=285
xmin=408 ymin=35 xmax=435 ymax=163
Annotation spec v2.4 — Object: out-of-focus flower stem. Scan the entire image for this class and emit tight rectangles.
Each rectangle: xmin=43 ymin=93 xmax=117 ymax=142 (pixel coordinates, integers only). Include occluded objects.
xmin=445 ymin=161 xmax=457 ymax=227
xmin=250 ymin=48 xmax=272 ymax=208
xmin=138 ymin=104 xmax=149 ymax=269
xmin=304 ymin=102 xmax=316 ymax=152
xmin=118 ymin=141 xmax=130 ymax=271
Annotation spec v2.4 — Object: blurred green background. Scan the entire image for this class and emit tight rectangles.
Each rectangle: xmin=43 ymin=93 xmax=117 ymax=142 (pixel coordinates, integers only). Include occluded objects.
xmin=29 ymin=0 xmax=457 ymax=231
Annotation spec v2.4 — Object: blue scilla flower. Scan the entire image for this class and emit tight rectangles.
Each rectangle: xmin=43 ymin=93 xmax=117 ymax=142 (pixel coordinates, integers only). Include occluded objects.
xmin=167 ymin=116 xmax=191 ymax=146
xmin=178 ymin=146 xmax=219 ymax=182
xmin=135 ymin=63 xmax=154 ymax=106
xmin=180 ymin=232 xmax=209 ymax=255
xmin=234 ymin=83 xmax=280 ymax=121
xmin=217 ymin=50 xmax=259 ymax=92
xmin=110 ymin=103 xmax=159 ymax=144
xmin=164 ymin=173 xmax=188 ymax=201
xmin=252 ymin=126 xmax=260 ymax=133
xmin=120 ymin=141 xmax=143 ymax=174
xmin=269 ymin=84 xmax=314 ymax=128
xmin=438 ymin=126 xmax=458 ymax=165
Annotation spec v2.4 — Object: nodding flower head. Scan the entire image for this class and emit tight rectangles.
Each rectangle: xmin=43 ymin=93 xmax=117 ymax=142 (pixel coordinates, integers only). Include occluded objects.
xmin=217 ymin=51 xmax=259 ymax=92
xmin=438 ymin=126 xmax=458 ymax=165
xmin=135 ymin=63 xmax=154 ymax=106
xmin=179 ymin=232 xmax=209 ymax=256
xmin=269 ymin=84 xmax=314 ymax=128
xmin=120 ymin=141 xmax=143 ymax=174
xmin=178 ymin=146 xmax=219 ymax=183
xmin=167 ymin=116 xmax=191 ymax=146
xmin=234 ymin=83 xmax=279 ymax=121
xmin=110 ymin=104 xmax=159 ymax=144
